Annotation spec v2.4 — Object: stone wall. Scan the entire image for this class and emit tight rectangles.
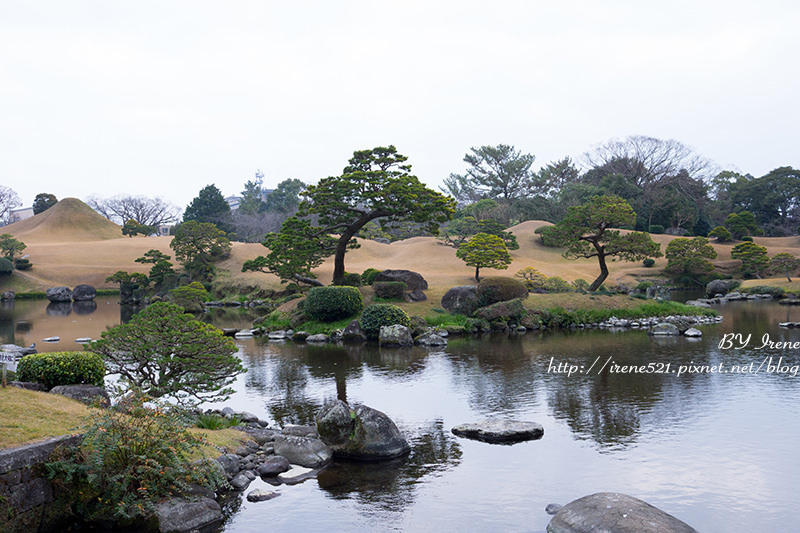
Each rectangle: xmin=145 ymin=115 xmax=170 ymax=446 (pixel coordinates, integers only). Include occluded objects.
xmin=0 ymin=434 xmax=82 ymax=533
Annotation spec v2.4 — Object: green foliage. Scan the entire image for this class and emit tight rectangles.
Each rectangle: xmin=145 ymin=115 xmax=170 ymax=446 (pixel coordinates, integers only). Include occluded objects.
xmin=636 ymin=280 xmax=654 ymax=292
xmin=13 ymin=257 xmax=31 ymax=270
xmin=536 ymin=299 xmax=717 ymax=329
xmin=360 ymin=303 xmax=411 ymax=338
xmin=770 ymin=253 xmax=800 ymax=282
xmin=88 ymin=302 xmax=243 ymax=406
xmin=724 ymin=211 xmax=761 ymax=239
xmin=648 ymin=224 xmax=665 ymax=234
xmin=45 ymin=392 xmax=225 ymax=522
xmin=373 ymin=281 xmax=407 ymax=299
xmin=0 ymin=233 xmax=26 ymax=260
xmin=572 ymin=278 xmax=590 ymax=291
xmin=361 ymin=268 xmax=382 ymax=285
xmin=740 ymin=235 xmax=753 ymax=242
xmin=731 ymin=241 xmax=770 ymax=278
xmin=16 ymin=351 xmax=105 ymax=390
xmin=171 ymin=220 xmax=231 ymax=281
xmin=32 ymin=193 xmax=58 ymax=214
xmin=238 ymin=179 xmax=264 ymax=215
xmin=263 ymin=178 xmax=306 ymax=213
xmin=267 ymin=146 xmax=455 ymax=284
xmin=443 ymin=216 xmax=519 ymax=250
xmin=708 ymin=225 xmax=732 ymax=242
xmin=642 ymin=258 xmax=655 ymax=267
xmin=333 ymin=273 xmax=363 ymax=287
xmin=542 ymin=276 xmax=572 ymax=292
xmin=304 ymin=286 xmax=364 ymax=322
xmin=742 ymin=285 xmax=786 ymax=298
xmin=0 ymin=257 xmax=12 ymax=275
xmin=443 ymin=144 xmax=540 ymax=204
xmin=456 ymin=232 xmax=513 ymax=281
xmin=544 ymin=195 xmax=662 ymax=291
xmin=121 ymin=219 xmax=155 ymax=237
xmin=665 ymin=236 xmax=717 ymax=285
xmin=514 ymin=267 xmax=547 ymax=290
xmin=183 ymin=184 xmax=232 ymax=232
xmin=168 ymin=281 xmax=210 ymax=311
xmin=477 ymin=276 xmax=528 ymax=306
xmin=196 ymin=413 xmax=243 ymax=430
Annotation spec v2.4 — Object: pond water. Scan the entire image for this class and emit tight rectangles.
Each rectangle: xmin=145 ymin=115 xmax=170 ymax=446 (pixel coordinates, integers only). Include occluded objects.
xmin=3 ymin=297 xmax=800 ymax=532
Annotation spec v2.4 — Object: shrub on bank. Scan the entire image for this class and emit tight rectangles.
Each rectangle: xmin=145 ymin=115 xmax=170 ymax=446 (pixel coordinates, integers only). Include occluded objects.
xmin=304 ymin=286 xmax=364 ymax=322
xmin=360 ymin=303 xmax=411 ymax=338
xmin=373 ymin=281 xmax=407 ymax=300
xmin=16 ymin=351 xmax=105 ymax=389
xmin=477 ymin=276 xmax=528 ymax=306
xmin=333 ymin=273 xmax=363 ymax=287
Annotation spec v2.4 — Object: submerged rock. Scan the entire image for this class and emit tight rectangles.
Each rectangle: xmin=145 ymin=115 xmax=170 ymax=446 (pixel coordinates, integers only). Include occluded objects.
xmin=649 ymin=323 xmax=680 ymax=336
xmin=451 ymin=419 xmax=544 ymax=444
xmin=272 ymin=435 xmax=332 ymax=468
xmin=246 ymin=488 xmax=280 ymax=502
xmin=546 ymin=492 xmax=698 ymax=533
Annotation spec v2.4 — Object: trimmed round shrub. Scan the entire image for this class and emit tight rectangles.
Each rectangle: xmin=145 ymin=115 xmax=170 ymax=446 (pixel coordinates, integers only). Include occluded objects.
xmin=14 ymin=258 xmax=32 ymax=270
xmin=0 ymin=257 xmax=12 ymax=275
xmin=333 ymin=273 xmax=363 ymax=287
xmin=361 ymin=268 xmax=382 ymax=286
xmin=649 ymin=224 xmax=665 ymax=234
xmin=16 ymin=351 xmax=105 ymax=389
xmin=642 ymin=258 xmax=655 ymax=267
xmin=304 ymin=286 xmax=364 ymax=322
xmin=741 ymin=235 xmax=754 ymax=242
xmin=542 ymin=276 xmax=572 ymax=293
xmin=477 ymin=276 xmax=528 ymax=306
xmin=360 ymin=303 xmax=411 ymax=338
xmin=373 ymin=281 xmax=407 ymax=299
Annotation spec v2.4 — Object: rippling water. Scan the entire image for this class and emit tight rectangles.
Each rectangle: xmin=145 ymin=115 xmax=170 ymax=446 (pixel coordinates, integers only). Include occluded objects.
xmin=3 ymin=298 xmax=800 ymax=532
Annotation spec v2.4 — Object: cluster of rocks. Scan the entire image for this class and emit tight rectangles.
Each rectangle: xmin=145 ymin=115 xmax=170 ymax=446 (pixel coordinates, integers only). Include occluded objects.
xmin=254 ymin=321 xmax=449 ymax=348
xmin=206 ymin=300 xmax=271 ymax=309
xmin=45 ymin=285 xmax=97 ymax=302
xmin=687 ymin=291 xmax=776 ymax=307
xmin=593 ymin=314 xmax=722 ymax=337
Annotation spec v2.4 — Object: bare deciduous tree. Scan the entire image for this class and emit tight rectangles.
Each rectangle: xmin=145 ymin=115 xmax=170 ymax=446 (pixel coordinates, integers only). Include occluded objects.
xmin=0 ymin=186 xmax=21 ymax=225
xmin=88 ymin=195 xmax=180 ymax=228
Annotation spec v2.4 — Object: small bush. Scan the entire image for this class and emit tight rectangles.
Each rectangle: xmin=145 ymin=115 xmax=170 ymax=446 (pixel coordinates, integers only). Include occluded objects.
xmin=360 ymin=303 xmax=411 ymax=338
xmin=304 ymin=286 xmax=364 ymax=322
xmin=743 ymin=286 xmax=785 ymax=298
xmin=636 ymin=280 xmax=654 ymax=292
xmin=373 ymin=281 xmax=407 ymax=299
xmin=572 ymin=279 xmax=590 ymax=291
xmin=333 ymin=273 xmax=363 ymax=287
xmin=361 ymin=268 xmax=382 ymax=285
xmin=169 ymin=281 xmax=210 ymax=312
xmin=649 ymin=225 xmax=665 ymax=234
xmin=14 ymin=258 xmax=32 ymax=270
xmin=0 ymin=257 xmax=12 ymax=275
xmin=708 ymin=225 xmax=732 ymax=242
xmin=477 ymin=276 xmax=528 ymax=306
xmin=741 ymin=235 xmax=754 ymax=242
xmin=542 ymin=276 xmax=572 ymax=293
xmin=196 ymin=413 xmax=243 ymax=430
xmin=16 ymin=351 xmax=105 ymax=389
xmin=642 ymin=258 xmax=655 ymax=267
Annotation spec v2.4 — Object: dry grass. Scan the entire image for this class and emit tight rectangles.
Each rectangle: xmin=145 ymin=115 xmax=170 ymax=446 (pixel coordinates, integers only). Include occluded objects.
xmin=0 ymin=386 xmax=92 ymax=448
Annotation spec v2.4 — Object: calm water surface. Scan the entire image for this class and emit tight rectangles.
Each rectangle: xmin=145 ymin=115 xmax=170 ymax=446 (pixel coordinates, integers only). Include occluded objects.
xmin=2 ymin=297 xmax=799 ymax=532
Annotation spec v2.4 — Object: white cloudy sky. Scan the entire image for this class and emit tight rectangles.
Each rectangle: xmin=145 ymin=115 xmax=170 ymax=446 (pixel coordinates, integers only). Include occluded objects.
xmin=2 ymin=1 xmax=798 ymax=211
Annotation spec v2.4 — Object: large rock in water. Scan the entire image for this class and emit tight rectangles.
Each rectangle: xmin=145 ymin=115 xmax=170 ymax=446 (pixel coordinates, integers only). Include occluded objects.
xmin=379 ymin=325 xmax=414 ymax=347
xmin=154 ymin=496 xmax=223 ymax=533
xmin=316 ymin=400 xmax=411 ymax=460
xmin=441 ymin=286 xmax=479 ymax=316
xmin=375 ymin=269 xmax=428 ymax=291
xmin=46 ymin=286 xmax=73 ymax=302
xmin=72 ymin=284 xmax=97 ymax=301
xmin=272 ymin=435 xmax=333 ymax=468
xmin=547 ymin=492 xmax=698 ymax=533
xmin=705 ymin=279 xmax=734 ymax=297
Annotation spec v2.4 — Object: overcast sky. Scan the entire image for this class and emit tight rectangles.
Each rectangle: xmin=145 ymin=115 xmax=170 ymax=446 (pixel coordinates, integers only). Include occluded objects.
xmin=2 ymin=1 xmax=798 ymax=211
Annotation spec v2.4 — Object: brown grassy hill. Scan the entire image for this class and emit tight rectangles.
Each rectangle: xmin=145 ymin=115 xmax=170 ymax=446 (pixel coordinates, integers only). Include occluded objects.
xmin=4 ymin=198 xmax=123 ymax=242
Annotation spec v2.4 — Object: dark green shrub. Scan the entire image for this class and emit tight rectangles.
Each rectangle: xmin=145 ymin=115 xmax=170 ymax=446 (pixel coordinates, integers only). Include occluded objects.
xmin=45 ymin=392 xmax=225 ymax=522
xmin=373 ymin=281 xmax=407 ymax=299
xmin=360 ymin=303 xmax=411 ymax=338
xmin=0 ymin=257 xmax=12 ymax=275
xmin=741 ymin=235 xmax=754 ymax=242
xmin=743 ymin=286 xmax=785 ymax=298
xmin=708 ymin=225 xmax=732 ymax=242
xmin=361 ymin=268 xmax=382 ymax=285
xmin=542 ymin=276 xmax=572 ymax=293
xmin=13 ymin=258 xmax=32 ymax=270
xmin=535 ymin=225 xmax=561 ymax=247
xmin=196 ymin=413 xmax=243 ymax=429
xmin=168 ymin=281 xmax=210 ymax=312
xmin=16 ymin=351 xmax=105 ymax=389
xmin=649 ymin=225 xmax=665 ymax=234
xmin=636 ymin=280 xmax=654 ymax=292
xmin=333 ymin=273 xmax=363 ymax=287
xmin=572 ymin=278 xmax=590 ymax=291
xmin=474 ymin=298 xmax=526 ymax=322
xmin=477 ymin=276 xmax=528 ymax=306
xmin=305 ymin=286 xmax=364 ymax=322
xmin=642 ymin=258 xmax=655 ymax=267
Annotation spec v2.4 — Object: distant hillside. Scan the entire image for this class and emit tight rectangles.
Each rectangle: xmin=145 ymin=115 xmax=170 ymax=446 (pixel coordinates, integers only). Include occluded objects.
xmin=4 ymin=198 xmax=122 ymax=242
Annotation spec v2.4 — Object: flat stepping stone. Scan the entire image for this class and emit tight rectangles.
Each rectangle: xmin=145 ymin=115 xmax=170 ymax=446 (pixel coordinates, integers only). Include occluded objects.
xmin=277 ymin=465 xmax=315 ymax=484
xmin=74 ymin=337 xmax=93 ymax=343
xmin=451 ymin=419 xmax=544 ymax=444
xmin=42 ymin=336 xmax=60 ymax=342
xmin=246 ymin=488 xmax=280 ymax=502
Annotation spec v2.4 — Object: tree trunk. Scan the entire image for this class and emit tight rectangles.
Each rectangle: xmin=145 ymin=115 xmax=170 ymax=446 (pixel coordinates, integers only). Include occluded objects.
xmin=293 ymin=274 xmax=323 ymax=286
xmin=589 ymin=250 xmax=609 ymax=291
xmin=474 ymin=266 xmax=480 ymax=283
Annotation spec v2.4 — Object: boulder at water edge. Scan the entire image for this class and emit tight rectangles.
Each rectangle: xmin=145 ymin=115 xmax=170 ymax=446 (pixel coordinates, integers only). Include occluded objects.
xmin=547 ymin=492 xmax=698 ymax=533
xmin=154 ymin=497 xmax=223 ymax=533
xmin=72 ymin=284 xmax=97 ymax=301
xmin=451 ymin=419 xmax=544 ymax=444
xmin=316 ymin=400 xmax=411 ymax=460
xmin=379 ymin=325 xmax=413 ymax=347
xmin=46 ymin=286 xmax=73 ymax=302
xmin=441 ymin=285 xmax=479 ymax=316
xmin=272 ymin=435 xmax=333 ymax=468
xmin=649 ymin=323 xmax=680 ymax=336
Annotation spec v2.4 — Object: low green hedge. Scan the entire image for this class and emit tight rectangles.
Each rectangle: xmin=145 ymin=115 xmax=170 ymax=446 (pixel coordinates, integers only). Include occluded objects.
xmin=16 ymin=351 xmax=105 ymax=389
xmin=304 ymin=286 xmax=364 ymax=322
xmin=373 ymin=281 xmax=407 ymax=299
xmin=360 ymin=303 xmax=411 ymax=338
